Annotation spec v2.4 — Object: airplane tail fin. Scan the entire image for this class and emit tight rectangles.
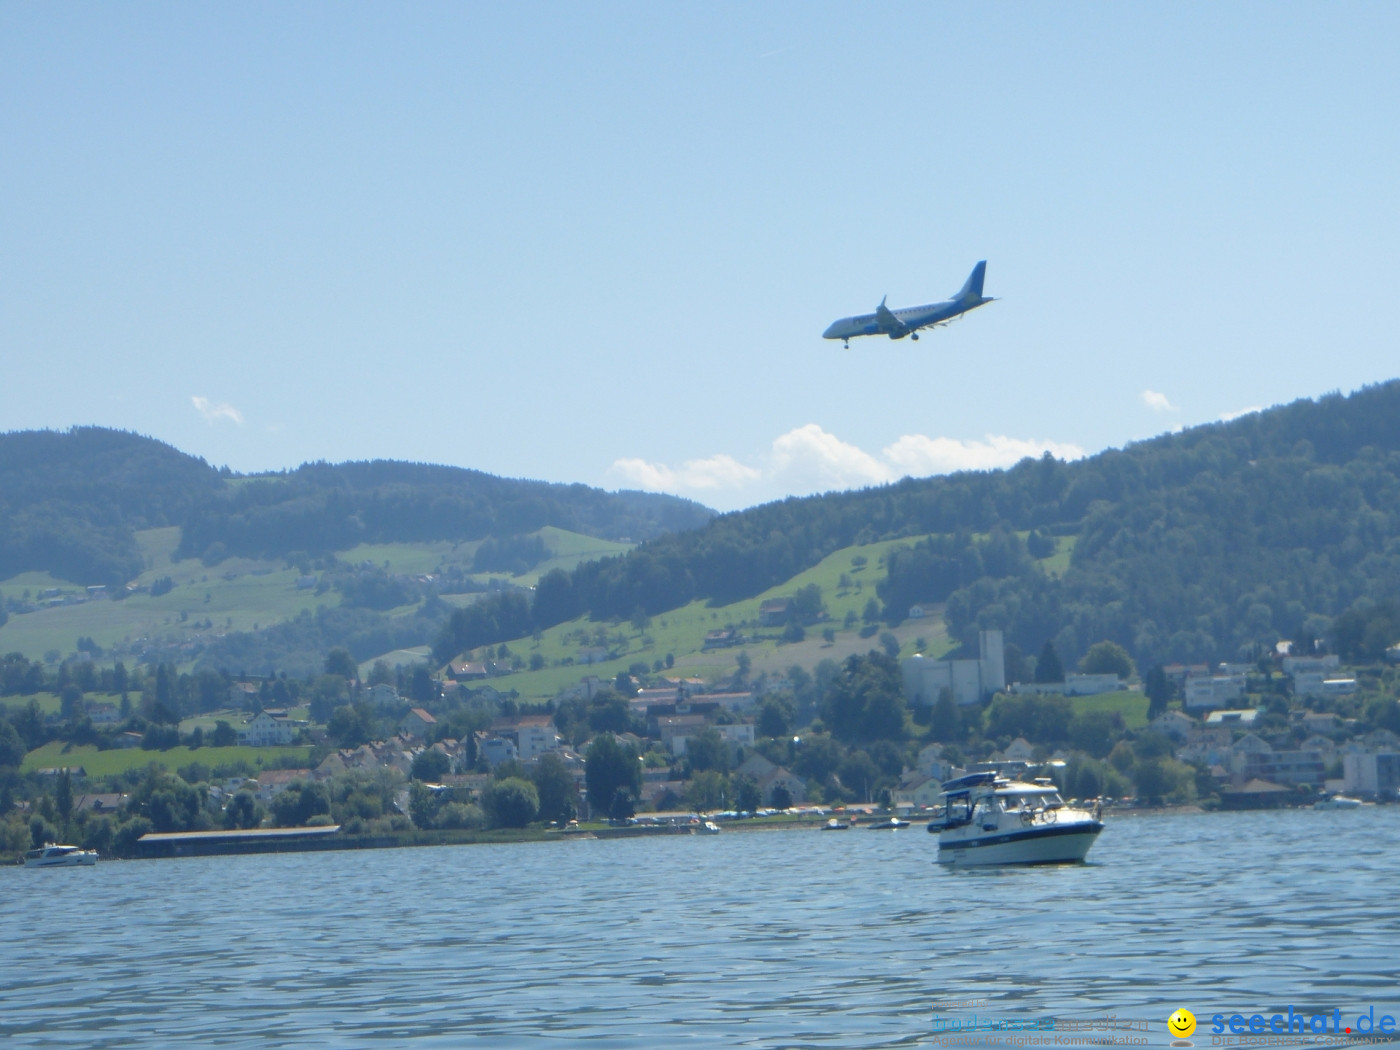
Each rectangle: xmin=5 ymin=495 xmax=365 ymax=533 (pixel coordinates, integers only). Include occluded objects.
xmin=956 ymin=261 xmax=987 ymax=301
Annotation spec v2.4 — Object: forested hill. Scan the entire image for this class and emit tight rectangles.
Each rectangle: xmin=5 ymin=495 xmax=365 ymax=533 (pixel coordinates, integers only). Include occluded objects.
xmin=0 ymin=428 xmax=713 ymax=587
xmin=438 ymin=380 xmax=1400 ymax=671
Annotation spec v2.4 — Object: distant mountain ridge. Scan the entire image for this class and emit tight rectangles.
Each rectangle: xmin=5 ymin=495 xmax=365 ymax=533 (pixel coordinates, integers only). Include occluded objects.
xmin=436 ymin=380 xmax=1400 ymax=673
xmin=0 ymin=427 xmax=714 ymax=587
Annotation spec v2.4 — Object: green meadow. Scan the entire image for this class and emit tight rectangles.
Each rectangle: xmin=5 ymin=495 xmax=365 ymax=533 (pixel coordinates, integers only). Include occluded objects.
xmin=21 ymin=741 xmax=313 ymax=779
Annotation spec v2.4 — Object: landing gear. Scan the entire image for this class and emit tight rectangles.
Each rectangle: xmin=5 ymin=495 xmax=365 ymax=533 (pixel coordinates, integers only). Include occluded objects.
xmin=910 ymin=332 xmax=919 ymax=341
xmin=842 ymin=339 xmax=850 ymax=349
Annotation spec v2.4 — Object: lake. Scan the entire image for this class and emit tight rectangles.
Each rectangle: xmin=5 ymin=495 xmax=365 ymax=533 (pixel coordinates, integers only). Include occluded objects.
xmin=4 ymin=808 xmax=1400 ymax=1049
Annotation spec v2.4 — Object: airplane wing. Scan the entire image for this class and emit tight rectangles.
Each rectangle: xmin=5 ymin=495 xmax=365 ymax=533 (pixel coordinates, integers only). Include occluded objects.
xmin=874 ymin=297 xmax=906 ymax=334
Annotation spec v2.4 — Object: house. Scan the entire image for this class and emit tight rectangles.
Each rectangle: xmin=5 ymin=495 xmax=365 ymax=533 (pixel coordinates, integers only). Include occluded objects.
xmin=756 ymin=766 xmax=806 ymax=806
xmin=758 ymin=598 xmax=791 ymax=627
xmin=1281 ymin=654 xmax=1340 ymax=675
xmin=913 ymin=744 xmax=960 ymax=783
xmin=1205 ymin=708 xmax=1260 ymax=728
xmin=249 ymin=769 xmax=311 ymax=802
xmin=1150 ymin=710 xmax=1196 ymax=742
xmin=1062 ymin=673 xmax=1120 ymax=697
xmin=88 ymin=702 xmax=121 ymax=726
xmin=891 ymin=773 xmax=944 ymax=809
xmin=1185 ymin=674 xmax=1246 ymax=709
xmin=367 ymin=683 xmax=401 ymax=709
xmin=480 ymin=735 xmax=518 ymax=768
xmin=240 ymin=709 xmax=297 ymax=747
xmin=447 ymin=661 xmax=488 ymax=681
xmin=514 ymin=717 xmax=561 ymax=762
xmin=398 ymin=708 xmax=437 ymax=740
xmin=736 ymin=753 xmax=779 ymax=780
xmin=1344 ymin=752 xmax=1400 ymax=798
xmin=702 ymin=629 xmax=743 ymax=650
xmin=73 ymin=793 xmax=126 ymax=813
xmin=995 ymin=737 xmax=1036 ymax=763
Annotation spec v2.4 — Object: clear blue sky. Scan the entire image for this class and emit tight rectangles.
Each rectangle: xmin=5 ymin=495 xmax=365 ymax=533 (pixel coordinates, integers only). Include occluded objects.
xmin=4 ymin=3 xmax=1397 ymax=511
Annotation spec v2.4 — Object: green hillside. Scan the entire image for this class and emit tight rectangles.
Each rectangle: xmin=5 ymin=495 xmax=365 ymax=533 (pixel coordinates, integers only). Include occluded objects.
xmin=0 ymin=525 xmax=634 ymax=675
xmin=435 ymin=380 xmax=1400 ymax=678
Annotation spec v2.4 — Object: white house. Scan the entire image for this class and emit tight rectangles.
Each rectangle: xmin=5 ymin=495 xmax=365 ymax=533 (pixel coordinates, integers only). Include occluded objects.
xmin=1185 ymin=674 xmax=1246 ymax=709
xmin=240 ymin=709 xmax=297 ymax=746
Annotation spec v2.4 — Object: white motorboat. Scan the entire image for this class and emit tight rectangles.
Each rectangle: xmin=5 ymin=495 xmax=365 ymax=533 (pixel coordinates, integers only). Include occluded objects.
xmin=1313 ymin=794 xmax=1364 ymax=809
xmin=697 ymin=821 xmax=722 ymax=834
xmin=23 ymin=843 xmax=99 ymax=868
xmin=927 ymin=773 xmax=1103 ymax=866
xmin=867 ymin=816 xmax=911 ymax=830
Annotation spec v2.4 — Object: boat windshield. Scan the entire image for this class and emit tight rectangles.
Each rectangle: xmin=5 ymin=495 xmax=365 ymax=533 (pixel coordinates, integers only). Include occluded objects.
xmin=1000 ymin=791 xmax=1064 ymax=811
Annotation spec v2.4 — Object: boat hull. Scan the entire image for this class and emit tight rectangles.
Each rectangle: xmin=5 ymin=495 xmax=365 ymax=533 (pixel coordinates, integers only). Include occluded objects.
xmin=24 ymin=852 xmax=98 ymax=868
xmin=937 ymin=821 xmax=1103 ymax=867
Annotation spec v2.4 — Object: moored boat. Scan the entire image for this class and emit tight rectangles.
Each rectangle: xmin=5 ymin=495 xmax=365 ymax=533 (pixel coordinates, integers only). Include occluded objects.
xmin=1313 ymin=794 xmax=1364 ymax=809
xmin=23 ymin=843 xmax=99 ymax=868
xmin=867 ymin=816 xmax=911 ymax=830
xmin=927 ymin=772 xmax=1103 ymax=866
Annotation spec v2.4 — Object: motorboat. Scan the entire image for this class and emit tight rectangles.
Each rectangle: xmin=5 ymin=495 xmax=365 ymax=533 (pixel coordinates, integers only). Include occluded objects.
xmin=23 ymin=843 xmax=99 ymax=868
xmin=867 ymin=816 xmax=911 ymax=830
xmin=927 ymin=773 xmax=1103 ymax=866
xmin=1313 ymin=794 xmax=1364 ymax=809
xmin=821 ymin=818 xmax=850 ymax=830
xmin=697 ymin=820 xmax=722 ymax=834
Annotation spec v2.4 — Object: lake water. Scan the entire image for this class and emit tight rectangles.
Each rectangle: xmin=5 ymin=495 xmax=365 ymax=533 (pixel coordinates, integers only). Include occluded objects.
xmin=4 ymin=809 xmax=1400 ymax=1049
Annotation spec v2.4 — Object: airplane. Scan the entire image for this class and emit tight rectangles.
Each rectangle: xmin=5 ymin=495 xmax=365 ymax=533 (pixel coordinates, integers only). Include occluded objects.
xmin=822 ymin=261 xmax=996 ymax=348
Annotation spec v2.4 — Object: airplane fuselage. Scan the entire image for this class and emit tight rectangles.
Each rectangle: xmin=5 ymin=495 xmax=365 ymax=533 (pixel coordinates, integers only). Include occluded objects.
xmin=823 ymin=261 xmax=994 ymax=346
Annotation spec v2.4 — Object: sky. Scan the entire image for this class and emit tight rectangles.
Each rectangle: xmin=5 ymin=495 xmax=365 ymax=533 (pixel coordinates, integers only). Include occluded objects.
xmin=3 ymin=3 xmax=1398 ymax=512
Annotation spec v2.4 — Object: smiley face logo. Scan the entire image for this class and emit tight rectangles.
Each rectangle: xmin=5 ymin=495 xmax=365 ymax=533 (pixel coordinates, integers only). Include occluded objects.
xmin=1168 ymin=1009 xmax=1197 ymax=1039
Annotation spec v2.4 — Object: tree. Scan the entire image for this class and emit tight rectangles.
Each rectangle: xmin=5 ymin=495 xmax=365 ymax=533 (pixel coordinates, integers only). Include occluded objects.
xmin=734 ymin=775 xmax=762 ymax=813
xmin=368 ymin=659 xmax=394 ymax=686
xmin=326 ymin=648 xmax=358 ymax=679
xmin=686 ymin=770 xmax=727 ymax=812
xmin=1144 ymin=665 xmax=1171 ymax=720
xmin=585 ymin=734 xmax=641 ymax=818
xmin=531 ymin=752 xmax=577 ymax=824
xmin=879 ymin=632 xmax=901 ymax=660
xmin=1034 ymin=641 xmax=1065 ymax=683
xmin=223 ymin=792 xmax=262 ymax=829
xmin=686 ymin=727 xmax=731 ymax=773
xmin=929 ymin=689 xmax=961 ymax=743
xmin=55 ymin=768 xmax=73 ymax=831
xmin=411 ymin=749 xmax=451 ymax=782
xmin=482 ymin=777 xmax=539 ymax=828
xmin=211 ymin=720 xmax=238 ymax=747
xmin=769 ymin=783 xmax=793 ymax=810
xmin=757 ymin=695 xmax=794 ymax=738
xmin=1080 ymin=641 xmax=1135 ymax=680
xmin=270 ymin=781 xmax=330 ymax=827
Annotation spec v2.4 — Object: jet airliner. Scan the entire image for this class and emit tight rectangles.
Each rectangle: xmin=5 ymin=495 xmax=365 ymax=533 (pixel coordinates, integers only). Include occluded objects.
xmin=822 ymin=261 xmax=995 ymax=348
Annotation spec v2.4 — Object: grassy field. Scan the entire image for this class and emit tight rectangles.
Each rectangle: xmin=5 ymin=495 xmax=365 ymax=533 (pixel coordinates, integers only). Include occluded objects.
xmin=21 ymin=741 xmax=313 ymax=779
xmin=0 ymin=525 xmax=632 ymax=667
xmin=1069 ymin=689 xmax=1149 ymax=729
xmin=452 ymin=535 xmax=962 ymax=701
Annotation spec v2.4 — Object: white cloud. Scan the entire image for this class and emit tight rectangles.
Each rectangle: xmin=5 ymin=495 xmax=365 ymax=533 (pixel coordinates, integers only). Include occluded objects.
xmin=1218 ymin=405 xmax=1262 ymax=422
xmin=883 ymin=433 xmax=1085 ymax=476
xmin=192 ymin=396 xmax=244 ymax=425
xmin=609 ymin=424 xmax=1085 ymax=510
xmin=1141 ymin=389 xmax=1176 ymax=413
xmin=610 ymin=453 xmax=761 ymax=492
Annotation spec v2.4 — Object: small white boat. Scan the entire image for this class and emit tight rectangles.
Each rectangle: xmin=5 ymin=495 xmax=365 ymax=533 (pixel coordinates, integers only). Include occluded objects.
xmin=927 ymin=773 xmax=1103 ymax=866
xmin=821 ymin=817 xmax=850 ymax=830
xmin=1313 ymin=794 xmax=1364 ymax=809
xmin=24 ymin=843 xmax=99 ymax=868
xmin=697 ymin=821 xmax=721 ymax=834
